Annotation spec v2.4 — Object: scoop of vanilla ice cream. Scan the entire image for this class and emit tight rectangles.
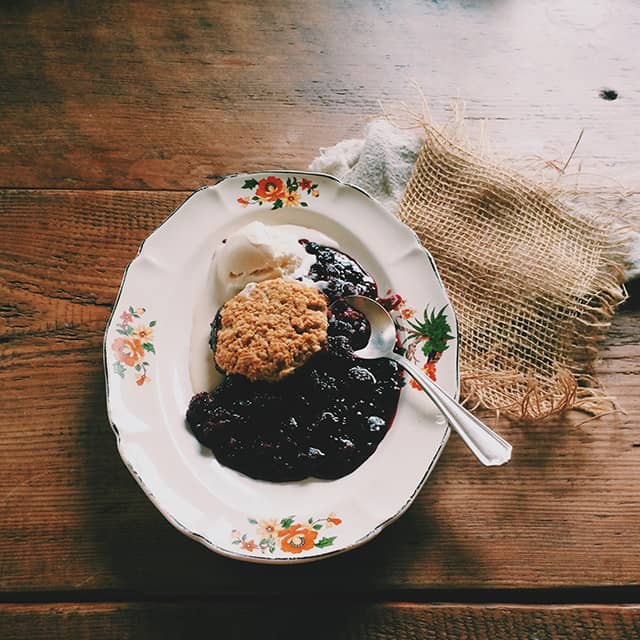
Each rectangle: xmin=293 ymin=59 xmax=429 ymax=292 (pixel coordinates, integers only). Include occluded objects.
xmin=214 ymin=221 xmax=319 ymax=299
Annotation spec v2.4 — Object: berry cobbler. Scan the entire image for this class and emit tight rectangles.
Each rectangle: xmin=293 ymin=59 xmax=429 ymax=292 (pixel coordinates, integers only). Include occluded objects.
xmin=187 ymin=226 xmax=403 ymax=482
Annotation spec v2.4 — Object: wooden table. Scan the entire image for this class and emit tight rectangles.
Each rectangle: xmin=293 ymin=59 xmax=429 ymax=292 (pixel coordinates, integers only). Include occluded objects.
xmin=2 ymin=1 xmax=639 ymax=638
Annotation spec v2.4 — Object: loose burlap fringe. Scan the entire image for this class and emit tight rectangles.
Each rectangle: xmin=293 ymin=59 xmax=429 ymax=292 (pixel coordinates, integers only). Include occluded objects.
xmin=396 ymin=114 xmax=628 ymax=421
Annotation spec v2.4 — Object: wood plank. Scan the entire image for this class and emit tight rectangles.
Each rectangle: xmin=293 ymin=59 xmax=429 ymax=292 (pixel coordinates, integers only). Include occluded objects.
xmin=1 ymin=602 xmax=639 ymax=640
xmin=0 ymin=189 xmax=186 ymax=339
xmin=1 ymin=0 xmax=640 ymax=189
xmin=0 ymin=190 xmax=639 ymax=593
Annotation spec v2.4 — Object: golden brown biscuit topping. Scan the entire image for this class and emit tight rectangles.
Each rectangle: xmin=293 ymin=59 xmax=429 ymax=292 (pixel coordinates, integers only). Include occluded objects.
xmin=214 ymin=279 xmax=328 ymax=382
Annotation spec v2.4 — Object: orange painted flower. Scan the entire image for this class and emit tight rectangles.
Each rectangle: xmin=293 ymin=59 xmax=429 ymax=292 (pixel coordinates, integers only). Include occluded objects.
xmin=325 ymin=513 xmax=342 ymax=528
xmin=299 ymin=178 xmax=313 ymax=190
xmin=278 ymin=523 xmax=317 ymax=554
xmin=401 ymin=307 xmax=415 ymax=320
xmin=409 ymin=361 xmax=437 ymax=389
xmin=282 ymin=190 xmax=301 ymax=207
xmin=133 ymin=324 xmax=154 ymax=341
xmin=255 ymin=176 xmax=285 ymax=202
xmin=424 ymin=361 xmax=437 ymax=381
xmin=237 ymin=196 xmax=250 ymax=207
xmin=112 ymin=337 xmax=144 ymax=367
xmin=311 ymin=189 xmax=319 ymax=197
xmin=241 ymin=539 xmax=257 ymax=552
xmin=135 ymin=373 xmax=147 ymax=386
xmin=134 ymin=307 xmax=145 ymax=315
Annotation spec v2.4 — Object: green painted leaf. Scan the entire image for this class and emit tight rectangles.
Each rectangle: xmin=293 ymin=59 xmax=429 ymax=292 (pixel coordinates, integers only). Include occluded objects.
xmin=116 ymin=329 xmax=127 ymax=335
xmin=149 ymin=320 xmax=156 ymax=327
xmin=280 ymin=517 xmax=294 ymax=529
xmin=113 ymin=362 xmax=126 ymax=378
xmin=125 ymin=326 xmax=134 ymax=335
xmin=308 ymin=517 xmax=313 ymax=524
xmin=312 ymin=524 xmax=323 ymax=530
xmin=422 ymin=342 xmax=447 ymax=358
xmin=252 ymin=195 xmax=260 ymax=201
xmin=142 ymin=343 xmax=155 ymax=353
xmin=408 ymin=305 xmax=453 ymax=355
xmin=248 ymin=518 xmax=258 ymax=524
xmin=135 ymin=364 xmax=141 ymax=371
xmin=242 ymin=178 xmax=258 ymax=189
xmin=142 ymin=361 xmax=149 ymax=366
xmin=272 ymin=199 xmax=283 ymax=210
xmin=300 ymin=202 xmax=308 ymax=207
xmin=128 ymin=306 xmax=134 ymax=313
xmin=312 ymin=184 xmax=318 ymax=189
xmin=232 ymin=540 xmax=241 ymax=545
xmin=315 ymin=536 xmax=336 ymax=548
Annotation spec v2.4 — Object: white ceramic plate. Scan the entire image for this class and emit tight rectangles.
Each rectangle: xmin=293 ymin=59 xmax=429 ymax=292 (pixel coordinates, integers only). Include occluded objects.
xmin=104 ymin=171 xmax=458 ymax=563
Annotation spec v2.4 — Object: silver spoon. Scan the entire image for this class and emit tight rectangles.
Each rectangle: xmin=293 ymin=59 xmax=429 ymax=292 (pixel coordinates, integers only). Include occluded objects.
xmin=344 ymin=295 xmax=512 ymax=466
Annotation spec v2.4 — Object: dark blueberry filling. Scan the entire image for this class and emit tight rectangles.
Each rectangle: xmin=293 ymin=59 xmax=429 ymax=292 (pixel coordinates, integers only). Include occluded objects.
xmin=304 ymin=241 xmax=377 ymax=303
xmin=187 ymin=244 xmax=403 ymax=482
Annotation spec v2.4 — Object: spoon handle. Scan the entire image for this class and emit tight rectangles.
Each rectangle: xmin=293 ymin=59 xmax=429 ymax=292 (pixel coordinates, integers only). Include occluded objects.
xmin=389 ymin=353 xmax=512 ymax=466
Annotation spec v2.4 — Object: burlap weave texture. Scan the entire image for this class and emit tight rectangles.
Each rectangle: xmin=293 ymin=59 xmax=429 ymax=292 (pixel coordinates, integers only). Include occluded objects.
xmin=397 ymin=124 xmax=627 ymax=420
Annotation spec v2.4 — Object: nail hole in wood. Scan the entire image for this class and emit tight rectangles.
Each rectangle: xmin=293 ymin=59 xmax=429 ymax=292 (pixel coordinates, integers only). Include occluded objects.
xmin=599 ymin=88 xmax=618 ymax=101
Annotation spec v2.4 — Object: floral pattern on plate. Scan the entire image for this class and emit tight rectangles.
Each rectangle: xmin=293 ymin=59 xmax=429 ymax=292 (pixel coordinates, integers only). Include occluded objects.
xmin=237 ymin=175 xmax=319 ymax=210
xmin=379 ymin=291 xmax=454 ymax=385
xmin=105 ymin=172 xmax=458 ymax=564
xmin=111 ymin=307 xmax=156 ymax=386
xmin=232 ymin=514 xmax=342 ymax=555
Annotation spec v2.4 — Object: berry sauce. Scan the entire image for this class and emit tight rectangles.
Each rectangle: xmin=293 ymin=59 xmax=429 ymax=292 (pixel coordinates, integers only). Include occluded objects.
xmin=186 ymin=242 xmax=403 ymax=482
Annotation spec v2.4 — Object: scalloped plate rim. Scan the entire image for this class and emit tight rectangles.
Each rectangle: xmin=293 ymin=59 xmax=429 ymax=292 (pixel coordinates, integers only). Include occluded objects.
xmin=103 ymin=170 xmax=459 ymax=564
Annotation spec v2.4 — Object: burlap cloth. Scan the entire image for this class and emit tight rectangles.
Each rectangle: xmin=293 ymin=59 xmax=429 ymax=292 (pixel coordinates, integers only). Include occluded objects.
xmin=311 ymin=118 xmax=633 ymax=420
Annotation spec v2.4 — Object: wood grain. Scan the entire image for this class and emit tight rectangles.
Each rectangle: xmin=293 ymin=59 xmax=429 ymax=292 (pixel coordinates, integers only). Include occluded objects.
xmin=1 ymin=190 xmax=638 ymax=594
xmin=1 ymin=0 xmax=640 ymax=190
xmin=2 ymin=2 xmax=640 ymax=636
xmin=1 ymin=602 xmax=639 ymax=640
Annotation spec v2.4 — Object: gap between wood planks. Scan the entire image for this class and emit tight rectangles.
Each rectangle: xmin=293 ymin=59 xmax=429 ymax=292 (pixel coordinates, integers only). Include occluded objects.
xmin=1 ymin=586 xmax=640 ymax=606
xmin=0 ymin=187 xmax=202 ymax=193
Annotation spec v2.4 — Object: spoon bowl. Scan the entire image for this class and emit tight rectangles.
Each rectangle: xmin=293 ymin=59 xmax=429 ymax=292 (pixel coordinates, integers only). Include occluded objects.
xmin=344 ymin=295 xmax=512 ymax=467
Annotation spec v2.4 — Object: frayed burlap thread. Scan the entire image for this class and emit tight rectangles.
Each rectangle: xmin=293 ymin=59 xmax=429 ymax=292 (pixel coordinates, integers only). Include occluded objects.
xmin=397 ymin=122 xmax=627 ymax=420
